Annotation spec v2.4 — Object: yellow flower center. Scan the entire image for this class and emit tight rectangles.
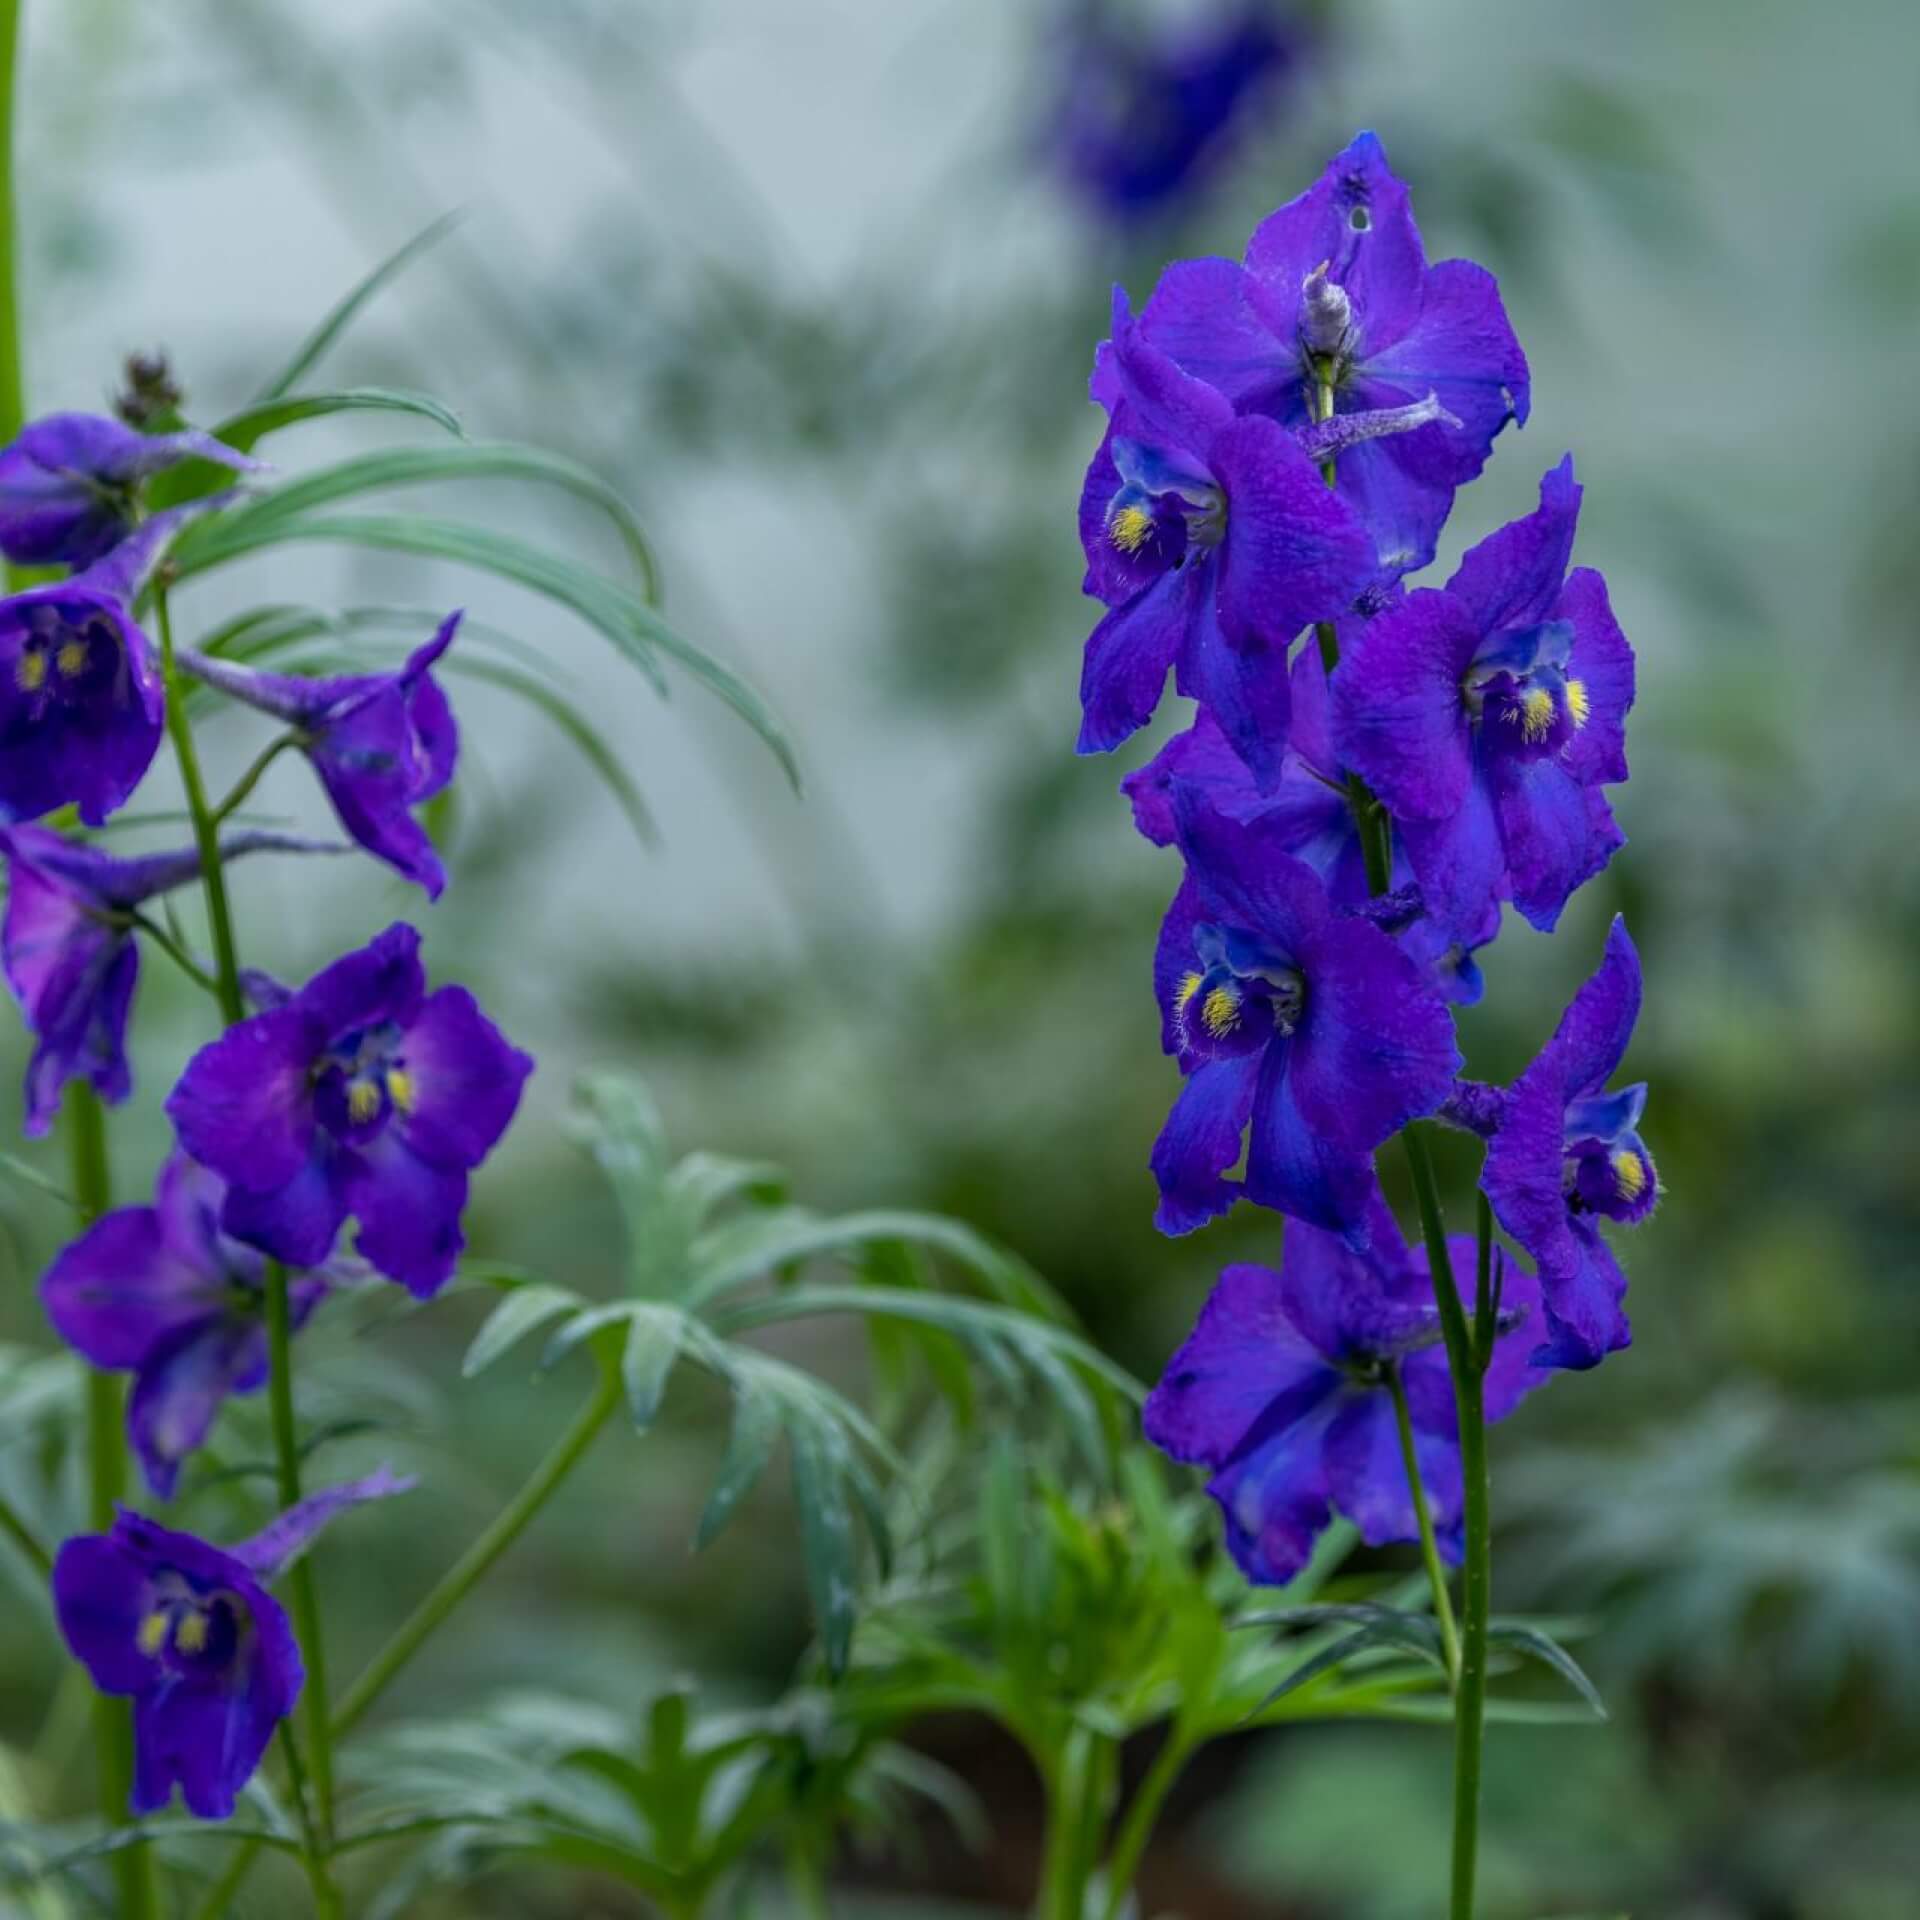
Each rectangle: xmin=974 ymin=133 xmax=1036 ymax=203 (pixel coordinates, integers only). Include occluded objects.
xmin=55 ymin=638 xmax=90 ymax=678
xmin=1108 ymin=503 xmax=1154 ymax=554
xmin=386 ymin=1066 xmax=415 ymax=1115
xmin=347 ymin=1078 xmax=383 ymax=1124
xmin=1201 ymin=985 xmax=1242 ymax=1038
xmin=14 ymin=648 xmax=46 ymax=693
xmin=1610 ymin=1148 xmax=1648 ymax=1201
xmin=1507 ymin=685 xmax=1557 ymax=742
xmin=1565 ymin=677 xmax=1591 ymax=729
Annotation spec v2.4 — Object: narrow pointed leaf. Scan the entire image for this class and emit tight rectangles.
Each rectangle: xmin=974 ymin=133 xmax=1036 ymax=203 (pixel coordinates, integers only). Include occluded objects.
xmin=462 ymin=1284 xmax=583 ymax=1378
xmin=1247 ymin=1622 xmax=1450 ymax=1720
xmin=214 ymin=387 xmax=467 ymax=452
xmin=1487 ymin=1623 xmax=1609 ymax=1718
xmin=788 ymin=1412 xmax=859 ymax=1676
xmin=620 ymin=1304 xmax=688 ymax=1430
xmin=695 ymin=1382 xmax=782 ymax=1551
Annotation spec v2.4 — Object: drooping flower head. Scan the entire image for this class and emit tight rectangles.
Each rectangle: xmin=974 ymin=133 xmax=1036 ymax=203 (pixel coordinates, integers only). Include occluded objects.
xmin=0 ymin=412 xmax=260 ymax=573
xmin=1148 ymin=788 xmax=1459 ymax=1237
xmin=1478 ymin=917 xmax=1656 ymax=1370
xmin=1332 ymin=457 xmax=1634 ymax=940
xmin=1047 ymin=2 xmax=1305 ymax=225
xmin=0 ymin=506 xmax=215 ymax=826
xmin=51 ymin=1470 xmax=410 ymax=1819
xmin=181 ymin=612 xmax=461 ymax=898
xmin=0 ymin=825 xmax=341 ymax=1135
xmin=1125 ymin=646 xmax=1498 ymax=1004
xmin=166 ymin=923 xmax=533 ymax=1298
xmin=41 ymin=1154 xmax=343 ymax=1498
xmin=1144 ymin=1195 xmax=1547 ymax=1584
xmin=1078 ymin=286 xmax=1375 ymax=785
xmin=1130 ymin=129 xmax=1529 ymax=582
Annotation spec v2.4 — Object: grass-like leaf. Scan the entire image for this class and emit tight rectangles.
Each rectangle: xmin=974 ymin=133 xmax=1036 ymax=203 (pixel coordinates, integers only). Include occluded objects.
xmin=1487 ymin=1622 xmax=1609 ymax=1718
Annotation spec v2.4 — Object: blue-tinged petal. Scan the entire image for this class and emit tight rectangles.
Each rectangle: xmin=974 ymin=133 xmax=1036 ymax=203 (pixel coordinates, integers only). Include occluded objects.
xmin=1206 ymin=1388 xmax=1341 ymax=1587
xmin=219 ymin=1148 xmax=353 ymax=1269
xmin=393 ymin=985 xmax=535 ymax=1171
xmin=1446 ymin=457 xmax=1580 ymax=637
xmin=1170 ymin=787 xmax=1334 ymax=958
xmin=346 ymin=1133 xmax=468 ymax=1298
xmin=1150 ymin=1051 xmax=1258 ymax=1235
xmin=1493 ymin=754 xmax=1623 ymax=932
xmin=167 ymin=1009 xmax=325 ymax=1193
xmin=1136 ymin=255 xmax=1287 ymax=410
xmin=127 ymin=1318 xmax=264 ymax=1500
xmin=1151 ymin=875 xmax=1208 ymax=1056
xmin=291 ymin=922 xmax=425 ymax=1042
xmin=1274 ymin=1199 xmax=1430 ymax=1361
xmin=1558 ymin=566 xmax=1634 ymax=787
xmin=1077 ymin=567 xmax=1197 ymax=756
xmin=1105 ymin=286 xmax=1237 ymax=461
xmin=1531 ymin=1217 xmax=1633 ymax=1370
xmin=1124 ymin=713 xmax=1252 ymax=848
xmin=50 ymin=1534 xmax=154 ymax=1695
xmin=1546 ymin=916 xmax=1643 ymax=1100
xmin=1398 ymin=775 xmax=1505 ymax=951
xmin=40 ymin=1204 xmax=220 ymax=1371
xmin=230 ymin=1466 xmax=416 ymax=1581
xmin=1173 ymin=561 xmax=1291 ymax=791
xmin=1324 ymin=1389 xmax=1463 ymax=1559
xmin=1244 ymin=1038 xmax=1379 ymax=1235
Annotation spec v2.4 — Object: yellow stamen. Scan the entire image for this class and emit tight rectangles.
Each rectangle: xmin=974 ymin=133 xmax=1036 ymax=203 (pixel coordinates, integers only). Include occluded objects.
xmin=1510 ymin=686 xmax=1556 ymax=743
xmin=173 ymin=1609 xmax=209 ymax=1655
xmin=1175 ymin=971 xmax=1203 ymax=1016
xmin=14 ymin=648 xmax=46 ymax=693
xmin=55 ymin=638 xmax=90 ymax=678
xmin=1201 ymin=985 xmax=1242 ymax=1038
xmin=1611 ymin=1149 xmax=1648 ymax=1201
xmin=1565 ymin=678 xmax=1591 ymax=729
xmin=137 ymin=1611 xmax=171 ymax=1658
xmin=385 ymin=1066 xmax=415 ymax=1115
xmin=347 ymin=1078 xmax=382 ymax=1125
xmin=1108 ymin=503 xmax=1154 ymax=554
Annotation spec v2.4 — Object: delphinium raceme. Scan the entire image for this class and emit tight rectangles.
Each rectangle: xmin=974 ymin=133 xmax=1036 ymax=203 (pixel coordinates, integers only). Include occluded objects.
xmin=1078 ymin=132 xmax=1655 ymax=1913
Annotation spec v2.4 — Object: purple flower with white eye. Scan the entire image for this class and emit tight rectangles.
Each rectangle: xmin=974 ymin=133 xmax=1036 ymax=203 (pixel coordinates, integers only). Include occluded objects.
xmin=0 ymin=412 xmax=260 ymax=573
xmin=1124 ymin=646 xmax=1497 ymax=1004
xmin=1077 ymin=286 xmax=1375 ymax=786
xmin=1331 ymin=457 xmax=1634 ymax=937
xmin=165 ymin=923 xmax=533 ymax=1299
xmin=1144 ymin=1194 xmax=1547 ymax=1584
xmin=51 ymin=1470 xmax=410 ymax=1819
xmin=0 ymin=825 xmax=340 ymax=1135
xmin=1470 ymin=917 xmax=1656 ymax=1370
xmin=1131 ymin=129 xmax=1529 ymax=582
xmin=1148 ymin=786 xmax=1460 ymax=1238
xmin=40 ymin=1154 xmax=343 ymax=1499
xmin=1047 ymin=2 xmax=1305 ymax=225
xmin=180 ymin=613 xmax=460 ymax=898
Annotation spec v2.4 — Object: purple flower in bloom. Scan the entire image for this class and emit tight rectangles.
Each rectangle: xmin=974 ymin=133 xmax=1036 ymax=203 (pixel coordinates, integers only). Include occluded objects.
xmin=1048 ymin=3 xmax=1304 ymax=224
xmin=0 ymin=412 xmax=259 ymax=573
xmin=1132 ymin=130 xmax=1529 ymax=581
xmin=1478 ymin=916 xmax=1656 ymax=1370
xmin=41 ymin=1154 xmax=340 ymax=1499
xmin=1078 ymin=287 xmax=1375 ymax=785
xmin=1148 ymin=787 xmax=1460 ymax=1237
xmin=1125 ymin=647 xmax=1497 ymax=1003
xmin=166 ymin=923 xmax=533 ymax=1298
xmin=1144 ymin=1194 xmax=1547 ymax=1583
xmin=51 ymin=1470 xmax=410 ymax=1818
xmin=1331 ymin=457 xmax=1634 ymax=938
xmin=181 ymin=613 xmax=460 ymax=898
xmin=0 ymin=825 xmax=339 ymax=1135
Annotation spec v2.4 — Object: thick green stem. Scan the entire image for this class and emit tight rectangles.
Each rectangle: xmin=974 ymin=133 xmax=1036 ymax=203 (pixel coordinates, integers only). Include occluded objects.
xmin=1096 ymin=1725 xmax=1193 ymax=1920
xmin=1403 ymin=1126 xmax=1490 ymax=1920
xmin=1037 ymin=1724 xmax=1112 ymax=1920
xmin=1386 ymin=1365 xmax=1461 ymax=1681
xmin=332 ymin=1357 xmax=622 ymax=1738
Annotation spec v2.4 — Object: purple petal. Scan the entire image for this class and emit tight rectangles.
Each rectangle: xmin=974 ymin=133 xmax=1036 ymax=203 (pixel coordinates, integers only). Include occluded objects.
xmin=1172 ymin=562 xmax=1291 ymax=791
xmin=1532 ymin=1218 xmax=1633 ymax=1371
xmin=230 ymin=1466 xmax=416 ymax=1581
xmin=1445 ymin=457 xmax=1580 ymax=637
xmin=393 ymin=985 xmax=535 ymax=1170
xmin=1077 ymin=567 xmax=1194 ymax=755
xmin=1546 ymin=916 xmax=1643 ymax=1100
xmin=1143 ymin=1260 xmax=1332 ymax=1467
xmin=1170 ymin=789 xmax=1335 ymax=957
xmin=1331 ymin=587 xmax=1478 ymax=821
xmin=1398 ymin=777 xmax=1505 ymax=949
xmin=1476 ymin=1246 xmax=1553 ymax=1421
xmin=1135 ymin=255 xmax=1285 ymax=409
xmin=1324 ymin=1391 xmax=1463 ymax=1558
xmin=1105 ymin=285 xmax=1236 ymax=459
xmin=1274 ymin=1198 xmax=1431 ymax=1361
xmin=346 ymin=1134 xmax=469 ymax=1297
xmin=40 ymin=1205 xmax=219 ymax=1370
xmin=1151 ymin=875 xmax=1208 ymax=1056
xmin=291 ymin=922 xmax=425 ymax=1042
xmin=127 ymin=1318 xmax=265 ymax=1500
xmin=1322 ymin=428 xmax=1455 ymax=584
xmin=403 ymin=614 xmax=461 ymax=799
xmin=1150 ymin=1051 xmax=1258 ymax=1234
xmin=1244 ymin=131 xmax=1426 ymax=356
xmin=1481 ymin=1056 xmax=1578 ymax=1284
xmin=1558 ymin=567 xmax=1634 ymax=787
xmin=1124 ymin=713 xmax=1250 ymax=848
xmin=309 ymin=687 xmax=447 ymax=898
xmin=1493 ymin=756 xmax=1624 ymax=932
xmin=219 ymin=1148 xmax=353 ymax=1269
xmin=51 ymin=1534 xmax=155 ymax=1695
xmin=1244 ymin=1039 xmax=1380 ymax=1235
xmin=1205 ymin=1389 xmax=1341 ymax=1587
xmin=167 ymin=1008 xmax=324 ymax=1192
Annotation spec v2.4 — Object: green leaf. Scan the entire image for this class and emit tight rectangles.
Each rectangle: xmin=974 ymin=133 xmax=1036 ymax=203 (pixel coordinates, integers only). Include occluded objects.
xmin=1487 ymin=1622 xmax=1609 ymax=1718
xmin=1246 ymin=1620 xmax=1449 ymax=1720
xmin=788 ymin=1412 xmax=858 ymax=1676
xmin=695 ymin=1381 xmax=782 ymax=1551
xmin=171 ymin=512 xmax=797 ymax=787
xmin=0 ymin=1152 xmax=76 ymax=1210
xmin=620 ymin=1304 xmax=688 ymax=1430
xmin=439 ymin=654 xmax=658 ymax=850
xmin=215 ymin=386 xmax=466 ymax=452
xmin=257 ymin=209 xmax=466 ymax=401
xmin=462 ymin=1284 xmax=583 ymax=1378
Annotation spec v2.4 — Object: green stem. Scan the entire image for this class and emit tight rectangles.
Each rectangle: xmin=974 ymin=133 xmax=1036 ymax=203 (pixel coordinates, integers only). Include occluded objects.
xmin=1096 ymin=1726 xmax=1193 ymax=1920
xmin=155 ymin=588 xmax=245 ymax=1027
xmin=1403 ymin=1125 xmax=1490 ymax=1920
xmin=1474 ymin=1189 xmax=1497 ymax=1364
xmin=128 ymin=909 xmax=223 ymax=999
xmin=332 ymin=1356 xmax=622 ymax=1738
xmin=210 ymin=728 xmax=301 ymax=826
xmin=189 ymin=1845 xmax=262 ymax=1920
xmin=0 ymin=1492 xmax=49 ymax=1576
xmin=1386 ymin=1365 xmax=1460 ymax=1681
xmin=0 ymin=0 xmax=22 ymax=468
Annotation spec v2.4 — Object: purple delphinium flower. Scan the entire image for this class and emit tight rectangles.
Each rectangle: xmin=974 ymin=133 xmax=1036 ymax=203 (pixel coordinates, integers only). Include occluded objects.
xmin=1144 ymin=1193 xmax=1547 ymax=1583
xmin=1048 ymin=2 xmax=1304 ymax=225
xmin=40 ymin=1154 xmax=341 ymax=1499
xmin=0 ymin=412 xmax=260 ymax=573
xmin=51 ymin=1469 xmax=410 ymax=1818
xmin=1133 ymin=129 xmax=1529 ymax=582
xmin=166 ymin=923 xmax=532 ymax=1298
xmin=1475 ymin=916 xmax=1656 ymax=1370
xmin=1148 ymin=786 xmax=1460 ymax=1237
xmin=1124 ymin=646 xmax=1498 ymax=1004
xmin=180 ymin=613 xmax=460 ymax=898
xmin=0 ymin=825 xmax=340 ymax=1135
xmin=1077 ymin=286 xmax=1375 ymax=785
xmin=1332 ymin=457 xmax=1634 ymax=938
